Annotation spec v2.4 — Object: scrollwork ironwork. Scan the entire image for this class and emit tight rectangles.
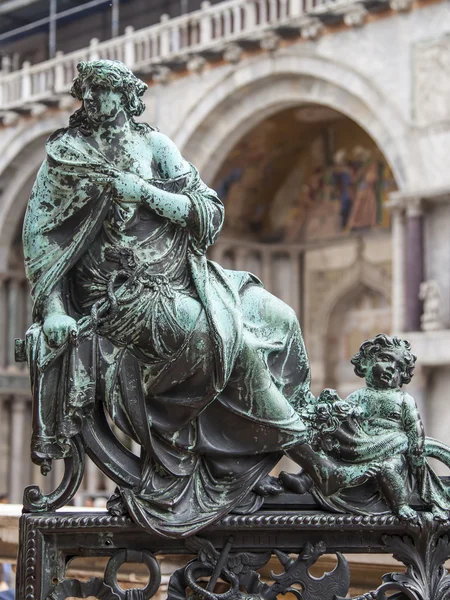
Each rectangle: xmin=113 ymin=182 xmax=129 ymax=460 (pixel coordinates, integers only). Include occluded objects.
xmin=22 ymin=435 xmax=85 ymax=513
xmin=168 ymin=537 xmax=350 ymax=600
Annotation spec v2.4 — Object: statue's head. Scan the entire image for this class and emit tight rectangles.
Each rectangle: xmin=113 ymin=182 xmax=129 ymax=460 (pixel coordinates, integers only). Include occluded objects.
xmin=351 ymin=333 xmax=416 ymax=389
xmin=69 ymin=60 xmax=147 ymax=133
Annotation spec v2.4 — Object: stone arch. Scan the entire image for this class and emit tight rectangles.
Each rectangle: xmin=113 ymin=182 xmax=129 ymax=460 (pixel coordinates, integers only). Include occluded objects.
xmin=325 ymin=282 xmax=391 ymax=392
xmin=174 ymin=53 xmax=414 ymax=190
xmin=0 ymin=113 xmax=70 ymax=269
xmin=309 ymin=259 xmax=391 ymax=390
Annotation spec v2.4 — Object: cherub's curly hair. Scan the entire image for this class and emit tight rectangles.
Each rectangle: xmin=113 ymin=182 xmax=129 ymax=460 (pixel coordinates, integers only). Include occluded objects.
xmin=69 ymin=60 xmax=151 ymax=134
xmin=351 ymin=333 xmax=416 ymax=386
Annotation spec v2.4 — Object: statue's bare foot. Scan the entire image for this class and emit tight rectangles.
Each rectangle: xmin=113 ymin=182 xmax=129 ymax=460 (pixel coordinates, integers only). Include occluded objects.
xmin=253 ymin=475 xmax=284 ymax=497
xmin=432 ymin=506 xmax=449 ymax=522
xmin=279 ymin=471 xmax=314 ymax=495
xmin=396 ymin=505 xmax=419 ymax=523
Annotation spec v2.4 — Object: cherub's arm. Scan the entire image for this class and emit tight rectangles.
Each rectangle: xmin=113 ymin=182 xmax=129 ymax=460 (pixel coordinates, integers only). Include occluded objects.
xmin=402 ymin=393 xmax=425 ymax=459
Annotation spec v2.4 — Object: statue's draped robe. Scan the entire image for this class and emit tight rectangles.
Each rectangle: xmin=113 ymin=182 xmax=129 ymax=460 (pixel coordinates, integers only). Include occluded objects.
xmin=23 ymin=127 xmax=311 ymax=537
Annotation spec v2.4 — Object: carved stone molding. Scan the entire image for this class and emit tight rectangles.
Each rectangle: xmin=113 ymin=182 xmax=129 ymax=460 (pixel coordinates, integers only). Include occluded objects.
xmin=300 ymin=18 xmax=324 ymax=40
xmin=223 ymin=43 xmax=243 ymax=64
xmin=187 ymin=55 xmax=207 ymax=74
xmin=260 ymin=32 xmax=281 ymax=52
xmin=343 ymin=5 xmax=367 ymax=27
xmin=152 ymin=66 xmax=172 ymax=84
xmin=389 ymin=0 xmax=413 ymax=12
xmin=414 ymin=35 xmax=450 ymax=126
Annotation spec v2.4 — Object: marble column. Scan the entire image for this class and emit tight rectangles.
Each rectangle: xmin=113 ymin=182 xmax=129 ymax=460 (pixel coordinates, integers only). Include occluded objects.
xmin=9 ymin=395 xmax=27 ymax=503
xmin=405 ymin=198 xmax=424 ymax=332
xmin=289 ymin=249 xmax=301 ymax=318
xmin=391 ymin=205 xmax=406 ymax=333
xmin=0 ymin=276 xmax=6 ymax=369
xmin=7 ymin=278 xmax=20 ymax=369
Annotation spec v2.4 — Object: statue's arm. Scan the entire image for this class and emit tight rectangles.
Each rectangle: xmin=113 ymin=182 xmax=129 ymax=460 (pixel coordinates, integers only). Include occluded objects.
xmin=112 ymin=132 xmax=193 ymax=226
xmin=40 ymin=279 xmax=78 ymax=347
xmin=402 ymin=393 xmax=425 ymax=461
xmin=114 ymin=132 xmax=221 ymax=233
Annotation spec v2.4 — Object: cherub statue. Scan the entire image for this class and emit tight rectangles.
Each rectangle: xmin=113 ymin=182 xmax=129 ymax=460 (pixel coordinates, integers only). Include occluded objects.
xmin=281 ymin=334 xmax=450 ymax=522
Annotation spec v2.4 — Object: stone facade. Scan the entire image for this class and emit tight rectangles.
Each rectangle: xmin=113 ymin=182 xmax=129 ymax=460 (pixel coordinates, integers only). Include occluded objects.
xmin=0 ymin=0 xmax=450 ymax=499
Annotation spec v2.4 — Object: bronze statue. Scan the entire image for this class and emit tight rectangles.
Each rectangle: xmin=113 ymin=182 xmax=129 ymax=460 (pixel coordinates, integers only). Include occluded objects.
xmin=20 ymin=60 xmax=450 ymax=539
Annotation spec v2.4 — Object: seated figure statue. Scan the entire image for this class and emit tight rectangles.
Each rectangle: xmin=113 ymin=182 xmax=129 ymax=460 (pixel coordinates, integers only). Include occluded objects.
xmin=23 ymin=59 xmax=313 ymax=536
xmin=22 ymin=60 xmax=450 ymax=537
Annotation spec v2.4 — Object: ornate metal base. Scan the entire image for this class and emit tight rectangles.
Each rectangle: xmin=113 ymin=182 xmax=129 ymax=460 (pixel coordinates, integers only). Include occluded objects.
xmin=16 ymin=506 xmax=450 ymax=600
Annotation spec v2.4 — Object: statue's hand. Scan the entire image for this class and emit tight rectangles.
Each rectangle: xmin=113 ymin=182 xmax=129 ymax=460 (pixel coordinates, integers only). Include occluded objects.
xmin=43 ymin=314 xmax=78 ymax=348
xmin=113 ymin=171 xmax=145 ymax=204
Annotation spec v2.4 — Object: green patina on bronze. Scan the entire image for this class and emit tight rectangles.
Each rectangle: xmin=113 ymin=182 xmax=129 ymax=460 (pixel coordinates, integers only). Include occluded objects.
xmin=21 ymin=60 xmax=450 ymax=537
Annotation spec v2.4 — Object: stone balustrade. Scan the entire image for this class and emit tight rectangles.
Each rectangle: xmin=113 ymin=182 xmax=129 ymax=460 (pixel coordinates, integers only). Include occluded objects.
xmin=0 ymin=0 xmax=370 ymax=111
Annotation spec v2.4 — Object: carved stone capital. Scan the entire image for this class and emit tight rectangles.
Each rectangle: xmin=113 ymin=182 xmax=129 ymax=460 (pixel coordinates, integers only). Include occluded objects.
xmin=0 ymin=110 xmax=19 ymax=125
xmin=223 ymin=43 xmax=243 ymax=64
xmin=406 ymin=196 xmax=423 ymax=217
xmin=152 ymin=66 xmax=172 ymax=84
xmin=260 ymin=32 xmax=281 ymax=52
xmin=343 ymin=5 xmax=367 ymax=27
xmin=389 ymin=0 xmax=413 ymax=11
xmin=300 ymin=18 xmax=324 ymax=40
xmin=187 ymin=55 xmax=207 ymax=73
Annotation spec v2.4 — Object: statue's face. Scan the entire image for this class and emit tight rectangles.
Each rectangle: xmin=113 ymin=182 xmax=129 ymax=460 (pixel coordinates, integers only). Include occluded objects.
xmin=366 ymin=349 xmax=405 ymax=390
xmin=81 ymin=77 xmax=123 ymax=124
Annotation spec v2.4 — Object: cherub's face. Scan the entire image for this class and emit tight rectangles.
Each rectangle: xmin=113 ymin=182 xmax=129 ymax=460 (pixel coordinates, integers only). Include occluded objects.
xmin=365 ymin=349 xmax=406 ymax=390
xmin=81 ymin=77 xmax=123 ymax=124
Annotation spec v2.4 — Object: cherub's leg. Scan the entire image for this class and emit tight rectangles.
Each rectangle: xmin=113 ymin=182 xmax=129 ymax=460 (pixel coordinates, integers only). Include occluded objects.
xmin=377 ymin=456 xmax=418 ymax=522
xmin=282 ymin=444 xmax=380 ymax=496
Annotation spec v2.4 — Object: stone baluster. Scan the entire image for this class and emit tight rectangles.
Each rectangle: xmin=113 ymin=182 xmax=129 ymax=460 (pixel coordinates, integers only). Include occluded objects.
xmin=214 ymin=11 xmax=222 ymax=39
xmin=200 ymin=1 xmax=212 ymax=44
xmin=160 ymin=14 xmax=171 ymax=57
xmin=233 ymin=6 xmax=243 ymax=32
xmin=289 ymin=0 xmax=303 ymax=17
xmin=223 ymin=8 xmax=232 ymax=36
xmin=171 ymin=23 xmax=181 ymax=54
xmin=1 ymin=55 xmax=11 ymax=74
xmin=124 ymin=26 xmax=136 ymax=67
xmin=89 ymin=38 xmax=100 ymax=61
xmin=280 ymin=0 xmax=289 ymax=19
xmin=269 ymin=0 xmax=278 ymax=21
xmin=244 ymin=1 xmax=258 ymax=29
xmin=259 ymin=0 xmax=268 ymax=24
xmin=21 ymin=61 xmax=31 ymax=103
xmin=9 ymin=395 xmax=27 ymax=503
xmin=54 ymin=51 xmax=65 ymax=93
xmin=405 ymin=198 xmax=424 ymax=331
xmin=391 ymin=205 xmax=406 ymax=333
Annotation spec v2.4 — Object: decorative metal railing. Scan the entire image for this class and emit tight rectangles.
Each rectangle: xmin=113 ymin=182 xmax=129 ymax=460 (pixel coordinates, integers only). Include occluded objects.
xmin=0 ymin=0 xmax=359 ymax=110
